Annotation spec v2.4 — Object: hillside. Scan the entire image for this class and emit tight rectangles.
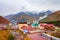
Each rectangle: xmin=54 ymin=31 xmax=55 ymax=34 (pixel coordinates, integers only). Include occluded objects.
xmin=40 ymin=10 xmax=60 ymax=27
xmin=40 ymin=10 xmax=60 ymax=22
xmin=5 ymin=14 xmax=15 ymax=20
xmin=9 ymin=12 xmax=35 ymax=23
xmin=0 ymin=16 xmax=10 ymax=24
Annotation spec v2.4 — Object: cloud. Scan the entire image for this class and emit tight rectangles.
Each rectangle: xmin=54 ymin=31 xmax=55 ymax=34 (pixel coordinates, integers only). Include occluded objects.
xmin=27 ymin=0 xmax=60 ymax=10
xmin=0 ymin=0 xmax=29 ymax=16
xmin=0 ymin=0 xmax=60 ymax=16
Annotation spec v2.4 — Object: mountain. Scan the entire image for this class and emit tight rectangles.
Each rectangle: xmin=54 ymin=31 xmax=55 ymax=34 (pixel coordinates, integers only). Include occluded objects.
xmin=25 ymin=11 xmax=38 ymax=17
xmin=25 ymin=10 xmax=52 ymax=18
xmin=40 ymin=10 xmax=60 ymax=27
xmin=5 ymin=10 xmax=53 ymax=23
xmin=9 ymin=12 xmax=35 ymax=23
xmin=36 ymin=10 xmax=52 ymax=19
xmin=5 ymin=14 xmax=15 ymax=19
xmin=0 ymin=16 xmax=10 ymax=24
xmin=39 ymin=10 xmax=52 ymax=15
xmin=45 ymin=10 xmax=53 ymax=14
xmin=5 ymin=10 xmax=52 ymax=19
xmin=40 ymin=10 xmax=60 ymax=22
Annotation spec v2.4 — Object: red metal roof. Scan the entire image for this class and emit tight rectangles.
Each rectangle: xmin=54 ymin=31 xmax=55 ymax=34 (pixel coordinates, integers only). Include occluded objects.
xmin=40 ymin=23 xmax=54 ymax=27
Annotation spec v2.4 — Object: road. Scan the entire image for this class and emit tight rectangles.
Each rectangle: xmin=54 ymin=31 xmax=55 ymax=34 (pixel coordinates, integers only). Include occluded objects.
xmin=27 ymin=33 xmax=48 ymax=40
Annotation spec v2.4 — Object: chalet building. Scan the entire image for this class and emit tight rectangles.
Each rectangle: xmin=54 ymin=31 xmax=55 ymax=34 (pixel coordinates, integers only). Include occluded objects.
xmin=40 ymin=23 xmax=55 ymax=30
xmin=18 ymin=22 xmax=28 ymax=29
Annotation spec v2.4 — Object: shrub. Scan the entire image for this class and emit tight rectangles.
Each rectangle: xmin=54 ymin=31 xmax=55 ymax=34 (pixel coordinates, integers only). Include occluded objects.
xmin=8 ymin=34 xmax=14 ymax=40
xmin=42 ymin=21 xmax=60 ymax=27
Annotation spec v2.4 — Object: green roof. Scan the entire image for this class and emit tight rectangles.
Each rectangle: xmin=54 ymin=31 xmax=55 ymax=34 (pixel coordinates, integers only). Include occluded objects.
xmin=32 ymin=23 xmax=39 ymax=27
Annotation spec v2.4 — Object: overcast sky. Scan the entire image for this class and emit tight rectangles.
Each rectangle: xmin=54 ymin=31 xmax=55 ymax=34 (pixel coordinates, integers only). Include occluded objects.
xmin=0 ymin=0 xmax=60 ymax=16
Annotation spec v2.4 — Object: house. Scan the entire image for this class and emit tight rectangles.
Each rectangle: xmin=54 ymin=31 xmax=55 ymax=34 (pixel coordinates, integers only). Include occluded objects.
xmin=40 ymin=23 xmax=55 ymax=30
xmin=18 ymin=22 xmax=28 ymax=30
